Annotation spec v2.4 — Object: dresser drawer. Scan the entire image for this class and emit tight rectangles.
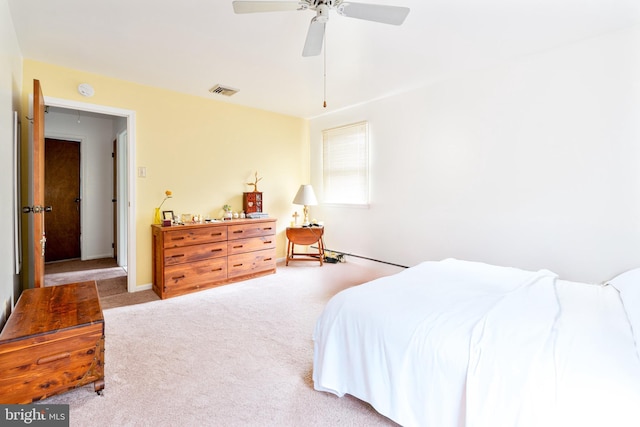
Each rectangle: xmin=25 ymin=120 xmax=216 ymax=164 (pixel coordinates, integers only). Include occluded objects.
xmin=228 ymin=248 xmax=276 ymax=279
xmin=164 ymin=241 xmax=227 ymax=266
xmin=163 ymin=226 xmax=227 ymax=248
xmin=0 ymin=325 xmax=104 ymax=404
xmin=227 ymin=236 xmax=276 ymax=255
xmin=227 ymin=221 xmax=276 ymax=240
xmin=164 ymin=258 xmax=227 ymax=289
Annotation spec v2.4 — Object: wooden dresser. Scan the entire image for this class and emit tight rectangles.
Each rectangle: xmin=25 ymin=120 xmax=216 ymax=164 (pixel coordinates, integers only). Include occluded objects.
xmin=0 ymin=281 xmax=105 ymax=404
xmin=152 ymin=218 xmax=276 ymax=299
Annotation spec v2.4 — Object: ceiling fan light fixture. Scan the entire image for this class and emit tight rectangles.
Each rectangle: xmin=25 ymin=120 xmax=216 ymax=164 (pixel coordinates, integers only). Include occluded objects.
xmin=314 ymin=3 xmax=329 ymax=22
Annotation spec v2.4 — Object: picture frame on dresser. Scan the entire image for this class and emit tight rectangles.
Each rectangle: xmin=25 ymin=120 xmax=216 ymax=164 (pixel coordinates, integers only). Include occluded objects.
xmin=162 ymin=210 xmax=174 ymax=221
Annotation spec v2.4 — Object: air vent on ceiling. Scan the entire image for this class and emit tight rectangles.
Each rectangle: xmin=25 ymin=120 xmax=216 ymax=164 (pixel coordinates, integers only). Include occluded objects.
xmin=209 ymin=84 xmax=239 ymax=97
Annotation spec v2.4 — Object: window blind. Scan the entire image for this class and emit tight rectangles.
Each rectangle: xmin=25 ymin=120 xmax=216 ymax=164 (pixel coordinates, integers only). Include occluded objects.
xmin=322 ymin=121 xmax=369 ymax=205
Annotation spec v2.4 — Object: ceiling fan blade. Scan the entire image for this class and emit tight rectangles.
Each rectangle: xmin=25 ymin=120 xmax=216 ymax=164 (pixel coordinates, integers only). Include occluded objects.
xmin=337 ymin=2 xmax=410 ymax=25
xmin=302 ymin=18 xmax=325 ymax=57
xmin=232 ymin=1 xmax=306 ymax=14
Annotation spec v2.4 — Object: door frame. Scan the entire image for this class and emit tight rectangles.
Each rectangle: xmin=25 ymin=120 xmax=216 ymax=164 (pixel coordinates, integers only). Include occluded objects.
xmin=116 ymin=130 xmax=128 ymax=267
xmin=44 ymin=96 xmax=137 ymax=293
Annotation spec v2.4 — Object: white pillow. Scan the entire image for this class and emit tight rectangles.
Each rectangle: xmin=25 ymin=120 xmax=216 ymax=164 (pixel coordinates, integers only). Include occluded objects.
xmin=608 ymin=268 xmax=640 ymax=290
xmin=608 ymin=268 xmax=640 ymax=351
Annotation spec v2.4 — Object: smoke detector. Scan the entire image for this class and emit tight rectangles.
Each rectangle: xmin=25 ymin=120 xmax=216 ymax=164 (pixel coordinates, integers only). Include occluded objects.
xmin=78 ymin=83 xmax=95 ymax=97
xmin=209 ymin=84 xmax=239 ymax=97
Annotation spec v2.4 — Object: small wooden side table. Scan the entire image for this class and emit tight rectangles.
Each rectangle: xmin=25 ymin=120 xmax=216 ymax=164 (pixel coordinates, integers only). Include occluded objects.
xmin=286 ymin=226 xmax=325 ymax=266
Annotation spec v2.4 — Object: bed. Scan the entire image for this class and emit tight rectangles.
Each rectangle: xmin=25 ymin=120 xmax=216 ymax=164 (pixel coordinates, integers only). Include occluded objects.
xmin=313 ymin=259 xmax=640 ymax=427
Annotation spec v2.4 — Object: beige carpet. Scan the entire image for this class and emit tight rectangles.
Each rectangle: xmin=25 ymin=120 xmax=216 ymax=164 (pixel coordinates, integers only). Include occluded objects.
xmin=40 ymin=258 xmax=405 ymax=426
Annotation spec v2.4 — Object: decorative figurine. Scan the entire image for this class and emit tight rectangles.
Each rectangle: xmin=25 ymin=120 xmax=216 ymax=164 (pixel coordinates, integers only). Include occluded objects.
xmin=246 ymin=171 xmax=263 ymax=192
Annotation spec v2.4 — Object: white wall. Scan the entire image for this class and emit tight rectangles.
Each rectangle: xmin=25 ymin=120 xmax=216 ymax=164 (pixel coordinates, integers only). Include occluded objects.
xmin=0 ymin=0 xmax=23 ymax=326
xmin=45 ymin=109 xmax=120 ymax=260
xmin=310 ymin=26 xmax=640 ymax=283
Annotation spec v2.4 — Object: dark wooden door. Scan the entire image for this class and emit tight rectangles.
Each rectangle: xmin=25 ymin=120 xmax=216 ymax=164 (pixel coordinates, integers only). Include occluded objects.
xmin=44 ymin=138 xmax=81 ymax=262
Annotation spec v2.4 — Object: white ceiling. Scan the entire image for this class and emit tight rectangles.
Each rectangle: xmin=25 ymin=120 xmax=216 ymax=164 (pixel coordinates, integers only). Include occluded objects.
xmin=8 ymin=0 xmax=640 ymax=119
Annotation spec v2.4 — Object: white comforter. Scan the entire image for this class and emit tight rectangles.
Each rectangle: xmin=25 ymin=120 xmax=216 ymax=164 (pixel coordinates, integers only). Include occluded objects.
xmin=313 ymin=259 xmax=640 ymax=427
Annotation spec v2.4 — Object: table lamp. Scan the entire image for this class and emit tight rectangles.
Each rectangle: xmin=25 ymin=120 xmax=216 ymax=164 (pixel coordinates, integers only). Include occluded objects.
xmin=293 ymin=184 xmax=317 ymax=225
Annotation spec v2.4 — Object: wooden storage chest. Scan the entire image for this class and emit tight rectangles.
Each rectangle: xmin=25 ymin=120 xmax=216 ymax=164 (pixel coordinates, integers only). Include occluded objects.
xmin=0 ymin=281 xmax=105 ymax=404
xmin=152 ymin=218 xmax=276 ymax=299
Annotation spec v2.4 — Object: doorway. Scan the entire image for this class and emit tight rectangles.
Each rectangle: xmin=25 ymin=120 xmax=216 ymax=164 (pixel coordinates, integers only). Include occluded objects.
xmin=42 ymin=96 xmax=137 ymax=293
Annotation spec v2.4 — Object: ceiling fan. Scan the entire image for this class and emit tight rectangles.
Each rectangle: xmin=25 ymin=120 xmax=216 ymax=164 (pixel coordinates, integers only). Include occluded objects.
xmin=232 ymin=0 xmax=410 ymax=57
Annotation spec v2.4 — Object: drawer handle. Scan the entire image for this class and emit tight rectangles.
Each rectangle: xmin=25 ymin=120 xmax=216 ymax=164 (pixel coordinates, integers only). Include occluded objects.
xmin=211 ymin=248 xmax=222 ymax=253
xmin=212 ymin=267 xmax=223 ymax=272
xmin=264 ymin=241 xmax=272 ymax=244
xmin=263 ymin=227 xmax=273 ymax=231
xmin=233 ymin=263 xmax=243 ymax=267
xmin=171 ymin=254 xmax=185 ymax=258
xmin=233 ymin=230 xmax=244 ymax=234
xmin=172 ymin=275 xmax=186 ymax=280
xmin=211 ymin=232 xmax=222 ymax=237
xmin=264 ymin=258 xmax=273 ymax=262
xmin=37 ymin=352 xmax=71 ymax=365
xmin=171 ymin=236 xmax=185 ymax=241
xmin=233 ymin=245 xmax=244 ymax=249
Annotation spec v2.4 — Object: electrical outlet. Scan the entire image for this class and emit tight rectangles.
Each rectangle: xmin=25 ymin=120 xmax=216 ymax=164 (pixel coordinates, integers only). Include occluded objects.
xmin=138 ymin=167 xmax=146 ymax=178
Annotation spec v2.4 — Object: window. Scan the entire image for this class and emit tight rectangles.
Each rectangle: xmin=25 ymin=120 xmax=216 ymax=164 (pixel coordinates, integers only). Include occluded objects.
xmin=322 ymin=121 xmax=369 ymax=206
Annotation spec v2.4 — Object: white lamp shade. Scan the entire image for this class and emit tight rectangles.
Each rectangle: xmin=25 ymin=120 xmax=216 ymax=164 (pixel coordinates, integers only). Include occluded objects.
xmin=293 ymin=184 xmax=318 ymax=206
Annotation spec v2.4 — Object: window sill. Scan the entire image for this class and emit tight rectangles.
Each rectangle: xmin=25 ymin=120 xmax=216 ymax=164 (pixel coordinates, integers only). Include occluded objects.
xmin=322 ymin=203 xmax=370 ymax=209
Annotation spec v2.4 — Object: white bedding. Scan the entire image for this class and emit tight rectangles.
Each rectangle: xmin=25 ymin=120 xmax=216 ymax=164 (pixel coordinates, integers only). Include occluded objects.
xmin=313 ymin=259 xmax=640 ymax=427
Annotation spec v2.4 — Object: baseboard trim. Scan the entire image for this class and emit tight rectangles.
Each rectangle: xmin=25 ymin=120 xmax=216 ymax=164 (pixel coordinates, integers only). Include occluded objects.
xmin=132 ymin=283 xmax=152 ymax=292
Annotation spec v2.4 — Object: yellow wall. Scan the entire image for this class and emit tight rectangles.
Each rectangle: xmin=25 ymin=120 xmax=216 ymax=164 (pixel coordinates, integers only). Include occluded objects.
xmin=22 ymin=60 xmax=309 ymax=289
